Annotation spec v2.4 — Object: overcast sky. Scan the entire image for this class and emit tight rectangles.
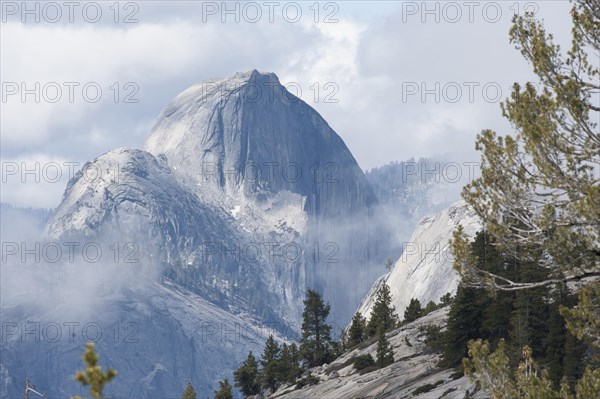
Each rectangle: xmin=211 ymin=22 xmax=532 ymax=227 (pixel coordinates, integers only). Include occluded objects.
xmin=1 ymin=1 xmax=573 ymax=208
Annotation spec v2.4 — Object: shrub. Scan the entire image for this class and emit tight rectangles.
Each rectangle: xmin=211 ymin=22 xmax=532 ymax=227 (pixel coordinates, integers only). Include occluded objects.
xmin=450 ymin=370 xmax=463 ymax=380
xmin=325 ymin=357 xmax=354 ymax=375
xmin=295 ymin=374 xmax=319 ymax=389
xmin=422 ymin=324 xmax=444 ymax=352
xmin=352 ymin=354 xmax=375 ymax=371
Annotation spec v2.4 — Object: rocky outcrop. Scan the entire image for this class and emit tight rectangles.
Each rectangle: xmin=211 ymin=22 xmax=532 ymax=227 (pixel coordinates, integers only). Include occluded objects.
xmin=143 ymin=70 xmax=377 ymax=218
xmin=10 ymin=70 xmax=389 ymax=397
xmin=45 ymin=70 xmax=385 ymax=327
xmin=44 ymin=148 xmax=288 ymax=318
xmin=270 ymin=308 xmax=485 ymax=399
xmin=143 ymin=70 xmax=385 ymax=324
xmin=357 ymin=201 xmax=481 ymax=320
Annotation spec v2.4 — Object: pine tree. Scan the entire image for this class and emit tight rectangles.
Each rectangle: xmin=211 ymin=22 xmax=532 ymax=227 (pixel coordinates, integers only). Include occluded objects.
xmin=423 ymin=301 xmax=438 ymax=315
xmin=561 ymin=281 xmax=600 ymax=351
xmin=182 ymin=382 xmax=197 ymax=399
xmin=259 ymin=335 xmax=280 ymax=392
xmin=472 ymin=232 xmax=513 ymax=342
xmin=214 ymin=379 xmax=233 ymax=399
xmin=300 ymin=288 xmax=334 ymax=368
xmin=454 ymin=1 xmax=600 ymax=394
xmin=562 ymin=283 xmax=600 ymax=396
xmin=452 ymin=2 xmax=600 ymax=289
xmin=339 ymin=328 xmax=347 ymax=353
xmin=442 ymin=231 xmax=516 ymax=367
xmin=277 ymin=343 xmax=302 ymax=385
xmin=557 ymin=283 xmax=588 ymax=390
xmin=72 ymin=342 xmax=117 ymax=399
xmin=233 ymin=351 xmax=260 ymax=397
xmin=545 ymin=286 xmax=568 ymax=387
xmin=402 ymin=298 xmax=422 ymax=324
xmin=441 ymin=284 xmax=485 ymax=367
xmin=375 ymin=324 xmax=394 ymax=369
xmin=366 ymin=283 xmax=398 ymax=336
xmin=347 ymin=312 xmax=367 ymax=348
xmin=562 ymin=328 xmax=587 ymax=389
xmin=439 ymin=293 xmax=453 ymax=307
xmin=480 ymin=292 xmax=512 ymax=343
xmin=464 ymin=339 xmax=597 ymax=399
xmin=507 ymin=254 xmax=549 ymax=363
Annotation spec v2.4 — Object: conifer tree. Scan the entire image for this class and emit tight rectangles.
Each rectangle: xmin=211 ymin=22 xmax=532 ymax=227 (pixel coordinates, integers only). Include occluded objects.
xmin=366 ymin=283 xmax=398 ymax=335
xmin=347 ymin=312 xmax=367 ymax=348
xmin=452 ymin=2 xmax=600 ymax=291
xmin=233 ymin=351 xmax=260 ymax=397
xmin=72 ymin=342 xmax=117 ymax=399
xmin=439 ymin=293 xmax=453 ymax=307
xmin=471 ymin=232 xmax=513 ymax=342
xmin=544 ymin=283 xmax=586 ymax=391
xmin=423 ymin=301 xmax=438 ymax=316
xmin=464 ymin=339 xmax=597 ymax=399
xmin=277 ymin=343 xmax=302 ymax=385
xmin=456 ymin=1 xmax=600 ymax=394
xmin=448 ymin=235 xmax=590 ymax=391
xmin=402 ymin=298 xmax=422 ymax=324
xmin=463 ymin=340 xmax=560 ymax=399
xmin=214 ymin=379 xmax=233 ymax=399
xmin=440 ymin=284 xmax=485 ymax=367
xmin=562 ymin=328 xmax=587 ymax=389
xmin=259 ymin=335 xmax=280 ymax=392
xmin=300 ymin=289 xmax=334 ymax=368
xmin=507 ymin=253 xmax=549 ymax=362
xmin=375 ymin=324 xmax=394 ymax=369
xmin=561 ymin=281 xmax=600 ymax=350
xmin=545 ymin=284 xmax=569 ymax=387
xmin=560 ymin=282 xmax=595 ymax=387
xmin=182 ymin=383 xmax=197 ymax=399
xmin=338 ymin=329 xmax=347 ymax=353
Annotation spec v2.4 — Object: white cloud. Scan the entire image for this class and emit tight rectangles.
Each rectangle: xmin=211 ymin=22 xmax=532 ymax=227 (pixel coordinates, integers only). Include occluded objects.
xmin=0 ymin=154 xmax=75 ymax=208
xmin=0 ymin=1 xmax=574 ymax=207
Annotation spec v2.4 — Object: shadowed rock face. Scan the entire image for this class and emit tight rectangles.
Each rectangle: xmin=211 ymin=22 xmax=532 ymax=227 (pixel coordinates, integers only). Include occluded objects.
xmin=143 ymin=70 xmax=377 ymax=218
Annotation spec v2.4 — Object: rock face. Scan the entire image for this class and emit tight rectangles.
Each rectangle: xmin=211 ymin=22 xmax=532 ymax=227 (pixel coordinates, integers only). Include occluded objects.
xmin=44 ymin=148 xmax=288 ymax=319
xmin=357 ymin=201 xmax=481 ymax=320
xmin=270 ymin=308 xmax=485 ymax=399
xmin=45 ymin=70 xmax=383 ymax=327
xmin=143 ymin=70 xmax=377 ymax=218
xmin=1 ymin=71 xmax=387 ymax=397
xmin=0 ymin=278 xmax=277 ymax=399
xmin=143 ymin=70 xmax=384 ymax=325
